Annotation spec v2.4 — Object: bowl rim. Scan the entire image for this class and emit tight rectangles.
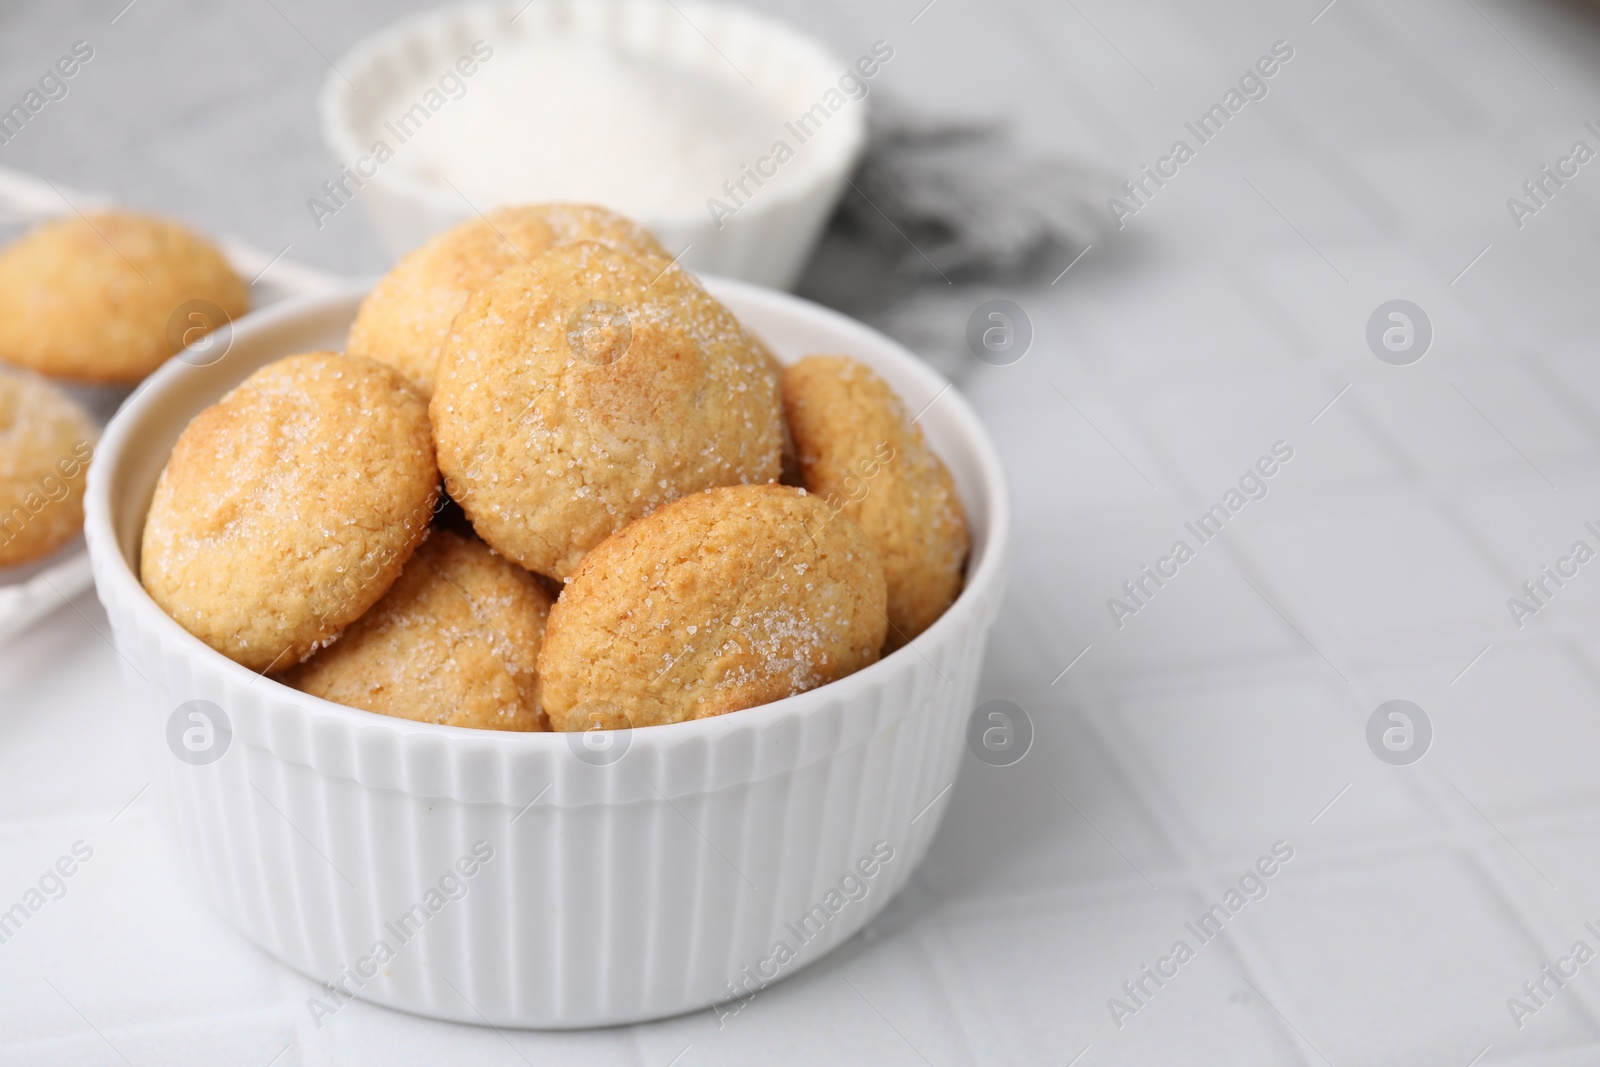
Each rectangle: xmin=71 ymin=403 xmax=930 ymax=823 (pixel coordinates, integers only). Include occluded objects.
xmin=317 ymin=0 xmax=869 ymax=235
xmin=83 ymin=275 xmax=1011 ymax=756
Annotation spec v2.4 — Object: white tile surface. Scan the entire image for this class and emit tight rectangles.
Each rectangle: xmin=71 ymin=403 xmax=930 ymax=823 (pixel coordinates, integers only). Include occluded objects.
xmin=1102 ymin=673 xmax=1437 ymax=860
xmin=1236 ymin=487 xmax=1509 ymax=652
xmin=937 ymin=889 xmax=1302 ymax=1066
xmin=1362 ymin=644 xmax=1600 ymax=821
xmin=1247 ymin=850 xmax=1599 ymax=1066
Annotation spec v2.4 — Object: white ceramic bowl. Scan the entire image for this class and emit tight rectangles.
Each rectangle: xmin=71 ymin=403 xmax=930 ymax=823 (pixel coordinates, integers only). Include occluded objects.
xmin=320 ymin=1 xmax=867 ymax=289
xmin=83 ymin=277 xmax=1009 ymax=1028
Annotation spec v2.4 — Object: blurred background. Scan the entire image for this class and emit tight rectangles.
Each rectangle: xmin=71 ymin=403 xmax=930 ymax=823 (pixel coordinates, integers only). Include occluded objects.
xmin=0 ymin=0 xmax=1069 ymax=276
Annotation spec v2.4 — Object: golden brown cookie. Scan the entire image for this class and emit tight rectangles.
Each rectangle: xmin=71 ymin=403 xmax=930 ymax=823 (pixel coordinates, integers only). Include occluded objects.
xmin=431 ymin=241 xmax=784 ymax=579
xmin=140 ymin=352 xmax=439 ymax=672
xmin=0 ymin=370 xmax=97 ymax=566
xmin=537 ymin=484 xmax=887 ymax=730
xmin=281 ymin=530 xmax=554 ymax=731
xmin=783 ymin=355 xmax=969 ymax=647
xmin=347 ymin=203 xmax=668 ymax=397
xmin=0 ymin=211 xmax=248 ymax=383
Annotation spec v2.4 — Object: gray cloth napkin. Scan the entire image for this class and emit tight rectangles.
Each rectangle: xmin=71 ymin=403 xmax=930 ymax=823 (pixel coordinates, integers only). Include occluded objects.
xmin=798 ymin=99 xmax=1114 ymax=376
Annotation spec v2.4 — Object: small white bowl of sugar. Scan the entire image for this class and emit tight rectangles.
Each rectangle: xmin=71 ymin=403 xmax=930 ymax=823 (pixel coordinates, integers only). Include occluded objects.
xmin=319 ymin=0 xmax=877 ymax=289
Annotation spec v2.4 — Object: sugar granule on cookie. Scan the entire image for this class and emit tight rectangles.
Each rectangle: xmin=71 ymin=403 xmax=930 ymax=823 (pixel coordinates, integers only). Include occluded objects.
xmin=537 ymin=484 xmax=887 ymax=729
xmin=140 ymin=351 xmax=439 ymax=672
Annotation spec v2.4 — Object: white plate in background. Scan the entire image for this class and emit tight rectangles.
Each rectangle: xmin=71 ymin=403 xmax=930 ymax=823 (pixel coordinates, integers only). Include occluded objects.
xmin=0 ymin=164 xmax=345 ymax=643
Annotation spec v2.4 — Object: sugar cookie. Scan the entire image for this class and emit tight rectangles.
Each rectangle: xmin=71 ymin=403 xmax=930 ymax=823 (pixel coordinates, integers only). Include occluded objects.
xmin=538 ymin=484 xmax=887 ymax=729
xmin=431 ymin=241 xmax=783 ymax=579
xmin=783 ymin=355 xmax=968 ymax=647
xmin=347 ymin=203 xmax=667 ymax=397
xmin=0 ymin=370 xmax=97 ymax=566
xmin=0 ymin=211 xmax=248 ymax=383
xmin=282 ymin=530 xmax=553 ymax=730
xmin=141 ymin=351 xmax=438 ymax=671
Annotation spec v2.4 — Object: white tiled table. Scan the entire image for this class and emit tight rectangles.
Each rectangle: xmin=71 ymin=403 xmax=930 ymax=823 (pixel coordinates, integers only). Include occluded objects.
xmin=7 ymin=0 xmax=1600 ymax=1063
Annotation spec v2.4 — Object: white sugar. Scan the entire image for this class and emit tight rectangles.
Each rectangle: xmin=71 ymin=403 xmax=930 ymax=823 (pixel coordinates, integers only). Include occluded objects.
xmin=388 ymin=36 xmax=794 ymax=219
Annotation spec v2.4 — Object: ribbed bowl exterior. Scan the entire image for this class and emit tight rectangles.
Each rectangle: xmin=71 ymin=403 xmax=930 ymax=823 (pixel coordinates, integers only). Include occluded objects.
xmin=319 ymin=0 xmax=867 ymax=290
xmin=85 ymin=280 xmax=1010 ymax=1028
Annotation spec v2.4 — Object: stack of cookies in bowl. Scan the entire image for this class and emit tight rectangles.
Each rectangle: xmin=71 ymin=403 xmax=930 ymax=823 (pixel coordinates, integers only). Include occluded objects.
xmin=138 ymin=204 xmax=969 ymax=734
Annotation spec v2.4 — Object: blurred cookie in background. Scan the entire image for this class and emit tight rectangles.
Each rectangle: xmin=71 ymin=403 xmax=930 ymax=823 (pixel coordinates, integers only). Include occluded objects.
xmin=0 ymin=368 xmax=97 ymax=567
xmin=0 ymin=210 xmax=248 ymax=383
